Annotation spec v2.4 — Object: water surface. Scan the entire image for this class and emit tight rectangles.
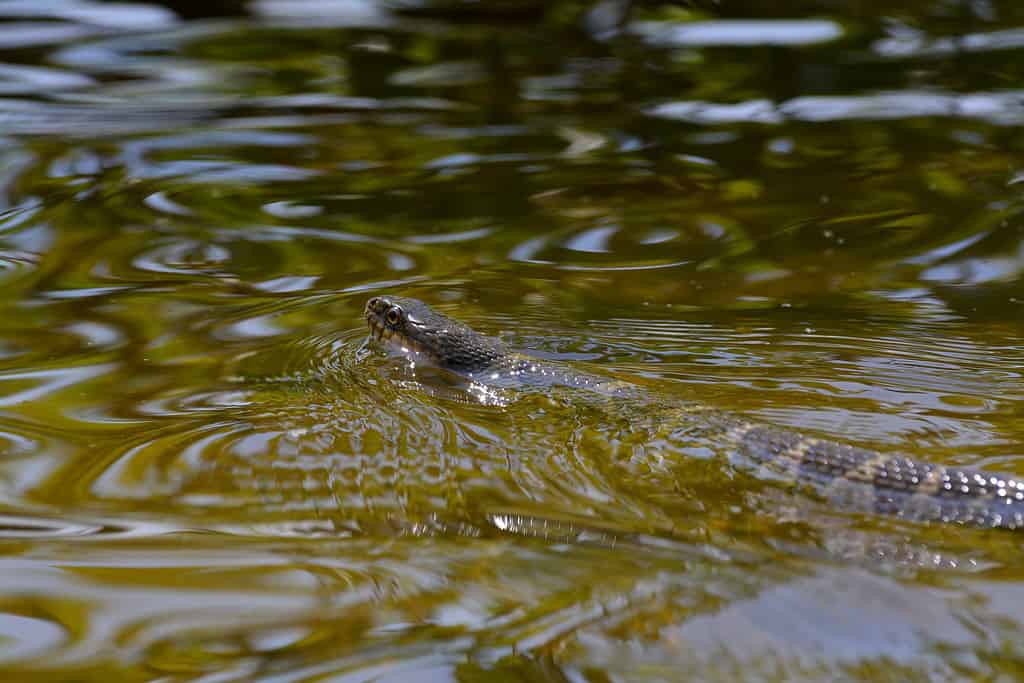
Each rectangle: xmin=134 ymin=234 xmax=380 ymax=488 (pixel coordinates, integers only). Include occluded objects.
xmin=0 ymin=0 xmax=1022 ymax=680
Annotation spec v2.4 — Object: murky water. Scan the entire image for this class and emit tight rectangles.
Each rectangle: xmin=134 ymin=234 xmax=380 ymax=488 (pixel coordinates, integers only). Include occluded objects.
xmin=0 ymin=0 xmax=1021 ymax=679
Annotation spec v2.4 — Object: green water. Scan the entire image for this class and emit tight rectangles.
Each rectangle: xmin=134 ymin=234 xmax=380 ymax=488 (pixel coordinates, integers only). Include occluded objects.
xmin=0 ymin=0 xmax=1021 ymax=679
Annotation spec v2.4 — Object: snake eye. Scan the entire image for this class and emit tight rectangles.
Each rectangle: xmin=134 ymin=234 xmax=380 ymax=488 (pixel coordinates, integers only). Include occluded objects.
xmin=385 ymin=307 xmax=401 ymax=325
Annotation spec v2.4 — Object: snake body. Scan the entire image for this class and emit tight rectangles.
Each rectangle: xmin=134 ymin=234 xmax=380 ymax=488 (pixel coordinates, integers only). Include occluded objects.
xmin=365 ymin=295 xmax=1024 ymax=530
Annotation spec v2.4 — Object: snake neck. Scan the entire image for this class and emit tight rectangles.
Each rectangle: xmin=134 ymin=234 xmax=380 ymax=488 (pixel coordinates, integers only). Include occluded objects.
xmin=365 ymin=295 xmax=633 ymax=396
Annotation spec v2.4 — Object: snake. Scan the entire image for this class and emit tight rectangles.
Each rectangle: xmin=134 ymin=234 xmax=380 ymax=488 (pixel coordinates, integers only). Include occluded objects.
xmin=365 ymin=295 xmax=1024 ymax=531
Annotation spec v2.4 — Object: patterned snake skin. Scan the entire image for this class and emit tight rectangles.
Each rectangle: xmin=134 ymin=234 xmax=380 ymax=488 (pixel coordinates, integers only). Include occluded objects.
xmin=365 ymin=296 xmax=1024 ymax=530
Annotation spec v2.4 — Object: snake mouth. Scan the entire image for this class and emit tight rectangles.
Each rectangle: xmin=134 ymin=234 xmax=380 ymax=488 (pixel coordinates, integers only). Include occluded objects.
xmin=364 ymin=307 xmax=426 ymax=356
xmin=365 ymin=312 xmax=393 ymax=344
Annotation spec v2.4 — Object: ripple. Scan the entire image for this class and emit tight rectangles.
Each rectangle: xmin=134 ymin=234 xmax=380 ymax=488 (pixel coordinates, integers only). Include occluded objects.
xmin=920 ymin=239 xmax=1024 ymax=285
xmin=874 ymin=26 xmax=1024 ymax=59
xmin=227 ymin=326 xmax=363 ymax=384
xmin=38 ymin=327 xmax=673 ymax=533
xmin=391 ymin=61 xmax=486 ymax=88
xmin=570 ymin=567 xmax=990 ymax=677
xmin=142 ymin=191 xmax=192 ymax=216
xmin=631 ymin=19 xmax=845 ymax=47
xmin=250 ymin=0 xmax=394 ymax=28
xmin=646 ymin=91 xmax=1024 ymax=125
xmin=0 ymin=22 xmax=99 ymax=49
xmin=0 ymin=364 xmax=114 ymax=408
xmin=130 ymin=239 xmax=231 ymax=276
xmin=0 ymin=514 xmax=102 ymax=539
xmin=137 ymin=160 xmax=321 ymax=183
xmin=262 ymin=200 xmax=323 ymax=219
xmin=50 ymin=25 xmax=235 ymax=98
xmin=592 ymin=314 xmax=1023 ymax=450
xmin=507 ymin=218 xmax=736 ymax=271
xmin=0 ymin=99 xmax=213 ymax=136
xmin=47 ymin=148 xmax=103 ymax=178
xmin=83 ymin=224 xmax=417 ymax=289
xmin=252 ymin=275 xmax=321 ymax=293
xmin=0 ymin=612 xmax=66 ymax=662
xmin=0 ymin=429 xmax=42 ymax=457
xmin=0 ymin=249 xmax=38 ymax=279
xmin=0 ymin=64 xmax=93 ymax=95
xmin=0 ymin=0 xmax=177 ymax=31
xmin=246 ymin=93 xmax=462 ymax=112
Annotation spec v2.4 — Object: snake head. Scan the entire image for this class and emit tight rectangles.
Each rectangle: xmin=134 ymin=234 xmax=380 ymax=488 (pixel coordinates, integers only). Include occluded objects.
xmin=364 ymin=296 xmax=418 ymax=348
xmin=364 ymin=295 xmax=506 ymax=373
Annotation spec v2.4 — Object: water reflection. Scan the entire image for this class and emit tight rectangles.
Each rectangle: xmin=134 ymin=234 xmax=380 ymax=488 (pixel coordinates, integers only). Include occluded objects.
xmin=875 ymin=25 xmax=1024 ymax=58
xmin=648 ymin=91 xmax=1024 ymax=124
xmin=631 ymin=18 xmax=845 ymax=47
xmin=0 ymin=0 xmax=1018 ymax=679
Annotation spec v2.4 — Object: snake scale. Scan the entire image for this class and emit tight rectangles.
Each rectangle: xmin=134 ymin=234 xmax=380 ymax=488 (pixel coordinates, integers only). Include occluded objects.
xmin=365 ymin=295 xmax=1024 ymax=530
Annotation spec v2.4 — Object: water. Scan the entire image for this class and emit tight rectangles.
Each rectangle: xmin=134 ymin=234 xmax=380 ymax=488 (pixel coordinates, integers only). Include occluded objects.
xmin=0 ymin=0 xmax=1021 ymax=679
